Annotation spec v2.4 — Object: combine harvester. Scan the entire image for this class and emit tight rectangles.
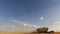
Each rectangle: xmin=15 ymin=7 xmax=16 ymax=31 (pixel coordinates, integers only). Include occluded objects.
xmin=36 ymin=27 xmax=54 ymax=33
xmin=31 ymin=27 xmax=54 ymax=34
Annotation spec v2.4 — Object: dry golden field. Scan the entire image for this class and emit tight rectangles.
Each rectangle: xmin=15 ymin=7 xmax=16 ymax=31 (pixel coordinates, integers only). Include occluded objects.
xmin=0 ymin=32 xmax=60 ymax=34
xmin=30 ymin=32 xmax=60 ymax=34
xmin=0 ymin=32 xmax=31 ymax=34
xmin=53 ymin=32 xmax=60 ymax=34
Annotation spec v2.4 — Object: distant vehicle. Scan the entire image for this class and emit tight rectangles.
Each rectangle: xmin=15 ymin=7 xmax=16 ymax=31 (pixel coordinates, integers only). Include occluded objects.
xmin=32 ymin=27 xmax=54 ymax=33
xmin=36 ymin=27 xmax=48 ymax=33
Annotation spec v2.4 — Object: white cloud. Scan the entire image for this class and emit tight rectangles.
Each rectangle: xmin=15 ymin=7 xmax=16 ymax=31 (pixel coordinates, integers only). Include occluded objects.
xmin=40 ymin=17 xmax=44 ymax=20
xmin=11 ymin=19 xmax=42 ymax=28
xmin=40 ymin=17 xmax=44 ymax=22
xmin=20 ymin=23 xmax=37 ymax=27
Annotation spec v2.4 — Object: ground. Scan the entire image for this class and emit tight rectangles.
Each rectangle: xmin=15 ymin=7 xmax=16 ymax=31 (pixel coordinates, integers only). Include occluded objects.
xmin=0 ymin=32 xmax=60 ymax=34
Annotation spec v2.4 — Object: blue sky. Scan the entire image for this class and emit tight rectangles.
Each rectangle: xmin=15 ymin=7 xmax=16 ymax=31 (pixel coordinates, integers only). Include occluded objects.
xmin=0 ymin=0 xmax=60 ymax=32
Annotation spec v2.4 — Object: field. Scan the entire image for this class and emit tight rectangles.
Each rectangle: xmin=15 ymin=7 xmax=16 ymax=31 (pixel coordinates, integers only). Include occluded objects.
xmin=0 ymin=32 xmax=60 ymax=34
xmin=0 ymin=31 xmax=60 ymax=34
xmin=53 ymin=32 xmax=60 ymax=34
xmin=0 ymin=32 xmax=31 ymax=34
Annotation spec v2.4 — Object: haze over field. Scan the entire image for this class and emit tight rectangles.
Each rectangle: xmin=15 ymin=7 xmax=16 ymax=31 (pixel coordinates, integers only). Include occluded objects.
xmin=0 ymin=0 xmax=60 ymax=32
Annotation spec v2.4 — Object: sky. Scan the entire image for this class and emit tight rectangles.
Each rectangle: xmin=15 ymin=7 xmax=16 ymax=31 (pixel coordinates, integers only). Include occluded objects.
xmin=0 ymin=0 xmax=60 ymax=32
